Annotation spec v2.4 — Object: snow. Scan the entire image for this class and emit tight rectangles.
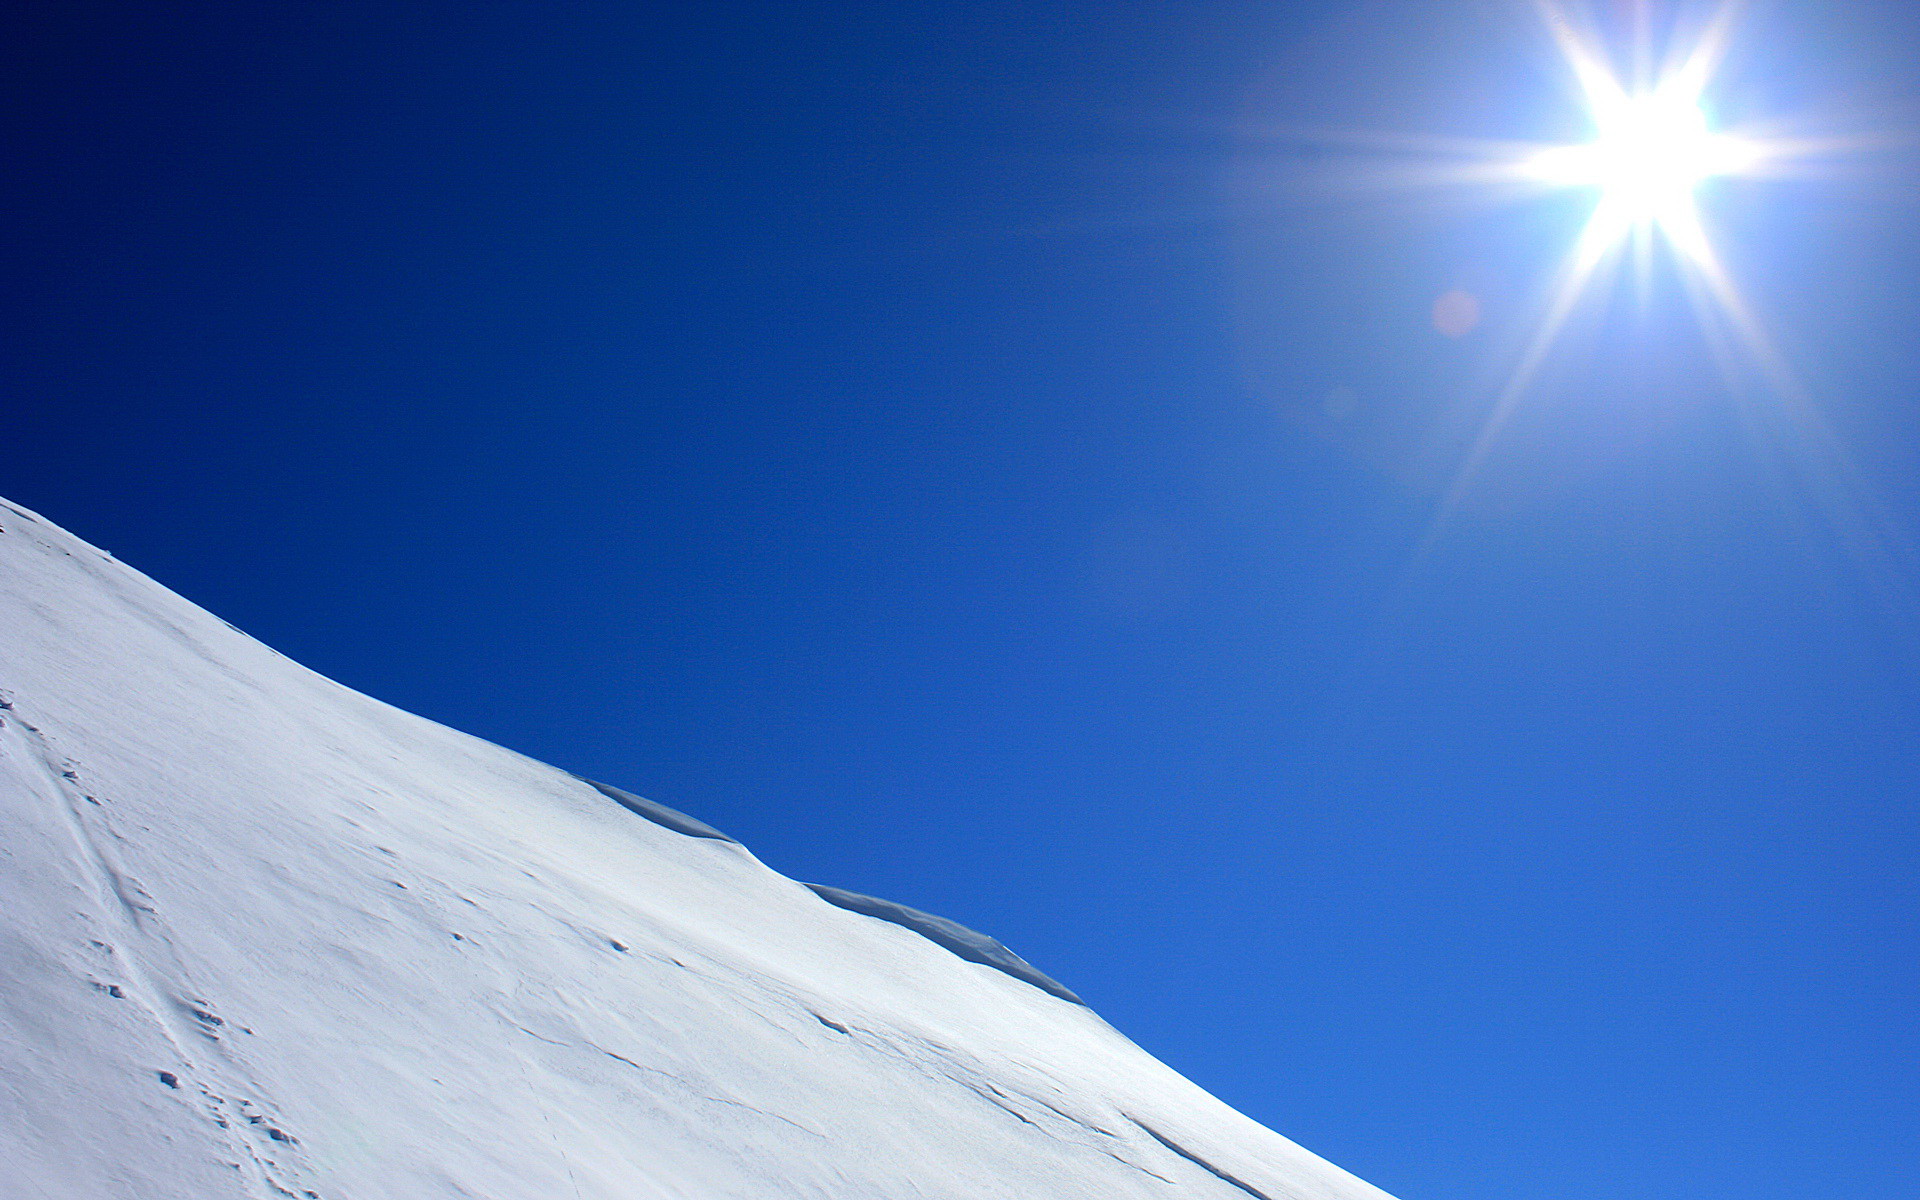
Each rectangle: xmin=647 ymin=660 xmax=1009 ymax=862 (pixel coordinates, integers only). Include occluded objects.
xmin=0 ymin=494 xmax=1400 ymax=1200
xmin=801 ymin=883 xmax=1085 ymax=1006
xmin=577 ymin=776 xmax=741 ymax=844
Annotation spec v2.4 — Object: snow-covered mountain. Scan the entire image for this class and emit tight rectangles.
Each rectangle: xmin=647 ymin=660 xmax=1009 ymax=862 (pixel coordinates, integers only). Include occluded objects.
xmin=0 ymin=494 xmax=1398 ymax=1200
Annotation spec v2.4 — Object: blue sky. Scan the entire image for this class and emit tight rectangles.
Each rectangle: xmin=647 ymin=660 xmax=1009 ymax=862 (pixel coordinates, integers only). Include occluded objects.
xmin=5 ymin=2 xmax=1918 ymax=1197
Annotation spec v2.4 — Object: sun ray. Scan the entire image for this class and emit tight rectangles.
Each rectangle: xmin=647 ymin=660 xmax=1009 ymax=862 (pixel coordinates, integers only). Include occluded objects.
xmin=1244 ymin=0 xmax=1895 ymax=593
xmin=1429 ymin=1 xmax=1916 ymax=620
xmin=1423 ymin=227 xmax=1611 ymax=546
xmin=1426 ymin=0 xmax=1795 ymax=522
xmin=1535 ymin=0 xmax=1628 ymax=120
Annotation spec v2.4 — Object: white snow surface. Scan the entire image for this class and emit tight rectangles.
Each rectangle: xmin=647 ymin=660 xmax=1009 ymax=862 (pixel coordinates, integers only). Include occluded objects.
xmin=0 ymin=495 xmax=1399 ymax=1200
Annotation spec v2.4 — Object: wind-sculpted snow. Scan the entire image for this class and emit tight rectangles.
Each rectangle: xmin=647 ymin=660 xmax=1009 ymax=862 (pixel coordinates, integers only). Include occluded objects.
xmin=804 ymin=883 xmax=1086 ymax=1005
xmin=0 ymin=493 xmax=1400 ymax=1200
xmin=576 ymin=770 xmax=1081 ymax=1006
xmin=578 ymin=773 xmax=1082 ymax=1004
xmin=577 ymin=775 xmax=741 ymax=843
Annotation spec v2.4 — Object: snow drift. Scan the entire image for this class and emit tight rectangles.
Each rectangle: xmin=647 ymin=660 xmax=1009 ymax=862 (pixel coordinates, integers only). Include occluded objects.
xmin=0 ymin=494 xmax=1399 ymax=1200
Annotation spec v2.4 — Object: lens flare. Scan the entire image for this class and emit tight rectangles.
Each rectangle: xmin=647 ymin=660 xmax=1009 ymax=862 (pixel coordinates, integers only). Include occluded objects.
xmin=1520 ymin=1 xmax=1773 ymax=271
xmin=1405 ymin=3 xmax=1905 ymax=606
xmin=1421 ymin=0 xmax=1802 ymax=527
xmin=1236 ymin=3 xmax=1905 ymax=606
xmin=1527 ymin=89 xmax=1759 ymax=265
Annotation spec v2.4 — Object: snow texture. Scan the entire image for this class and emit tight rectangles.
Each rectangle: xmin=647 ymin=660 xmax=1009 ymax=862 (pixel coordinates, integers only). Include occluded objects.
xmin=571 ymin=775 xmax=1085 ymax=1004
xmin=0 ymin=494 xmax=1400 ymax=1200
xmin=802 ymin=883 xmax=1085 ymax=1006
xmin=576 ymin=776 xmax=740 ymax=844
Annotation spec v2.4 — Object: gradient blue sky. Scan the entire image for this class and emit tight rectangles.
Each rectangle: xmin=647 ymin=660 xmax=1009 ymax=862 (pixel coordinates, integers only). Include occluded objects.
xmin=7 ymin=3 xmax=1919 ymax=1198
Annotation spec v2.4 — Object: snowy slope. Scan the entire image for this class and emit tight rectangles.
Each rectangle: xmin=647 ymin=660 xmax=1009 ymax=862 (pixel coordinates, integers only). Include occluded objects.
xmin=0 ymin=495 xmax=1399 ymax=1200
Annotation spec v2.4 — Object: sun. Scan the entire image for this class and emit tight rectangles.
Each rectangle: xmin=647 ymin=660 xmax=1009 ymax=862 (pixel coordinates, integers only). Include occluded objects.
xmin=1528 ymin=88 xmax=1756 ymax=249
xmin=1412 ymin=2 xmax=1815 ymax=522
xmin=1236 ymin=1 xmax=1888 ymax=570
xmin=1521 ymin=8 xmax=1768 ymax=268
xmin=1230 ymin=0 xmax=1882 ymax=561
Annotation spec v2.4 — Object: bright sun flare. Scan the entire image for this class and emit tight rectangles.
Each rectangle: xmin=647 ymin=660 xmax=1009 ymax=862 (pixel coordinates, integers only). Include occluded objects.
xmin=1529 ymin=90 xmax=1755 ymax=239
xmin=1521 ymin=6 xmax=1771 ymax=268
xmin=1254 ymin=1 xmax=1890 ymax=572
xmin=1250 ymin=2 xmax=1895 ymax=585
xmin=1408 ymin=3 xmax=1826 ymax=520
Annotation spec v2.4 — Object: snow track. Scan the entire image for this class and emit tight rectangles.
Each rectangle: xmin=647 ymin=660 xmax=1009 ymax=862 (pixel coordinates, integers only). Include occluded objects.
xmin=2 ymin=700 xmax=320 ymax=1199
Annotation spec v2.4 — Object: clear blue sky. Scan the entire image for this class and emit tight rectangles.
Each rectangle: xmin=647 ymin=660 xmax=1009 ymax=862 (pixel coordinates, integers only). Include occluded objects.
xmin=6 ymin=3 xmax=1918 ymax=1198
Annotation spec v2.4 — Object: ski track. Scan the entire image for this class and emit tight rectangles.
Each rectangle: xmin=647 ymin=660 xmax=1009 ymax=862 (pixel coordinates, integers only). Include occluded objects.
xmin=0 ymin=697 xmax=319 ymax=1200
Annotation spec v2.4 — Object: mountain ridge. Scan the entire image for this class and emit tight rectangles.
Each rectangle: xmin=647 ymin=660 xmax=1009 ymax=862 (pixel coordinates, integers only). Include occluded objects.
xmin=0 ymin=493 xmax=1397 ymax=1200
